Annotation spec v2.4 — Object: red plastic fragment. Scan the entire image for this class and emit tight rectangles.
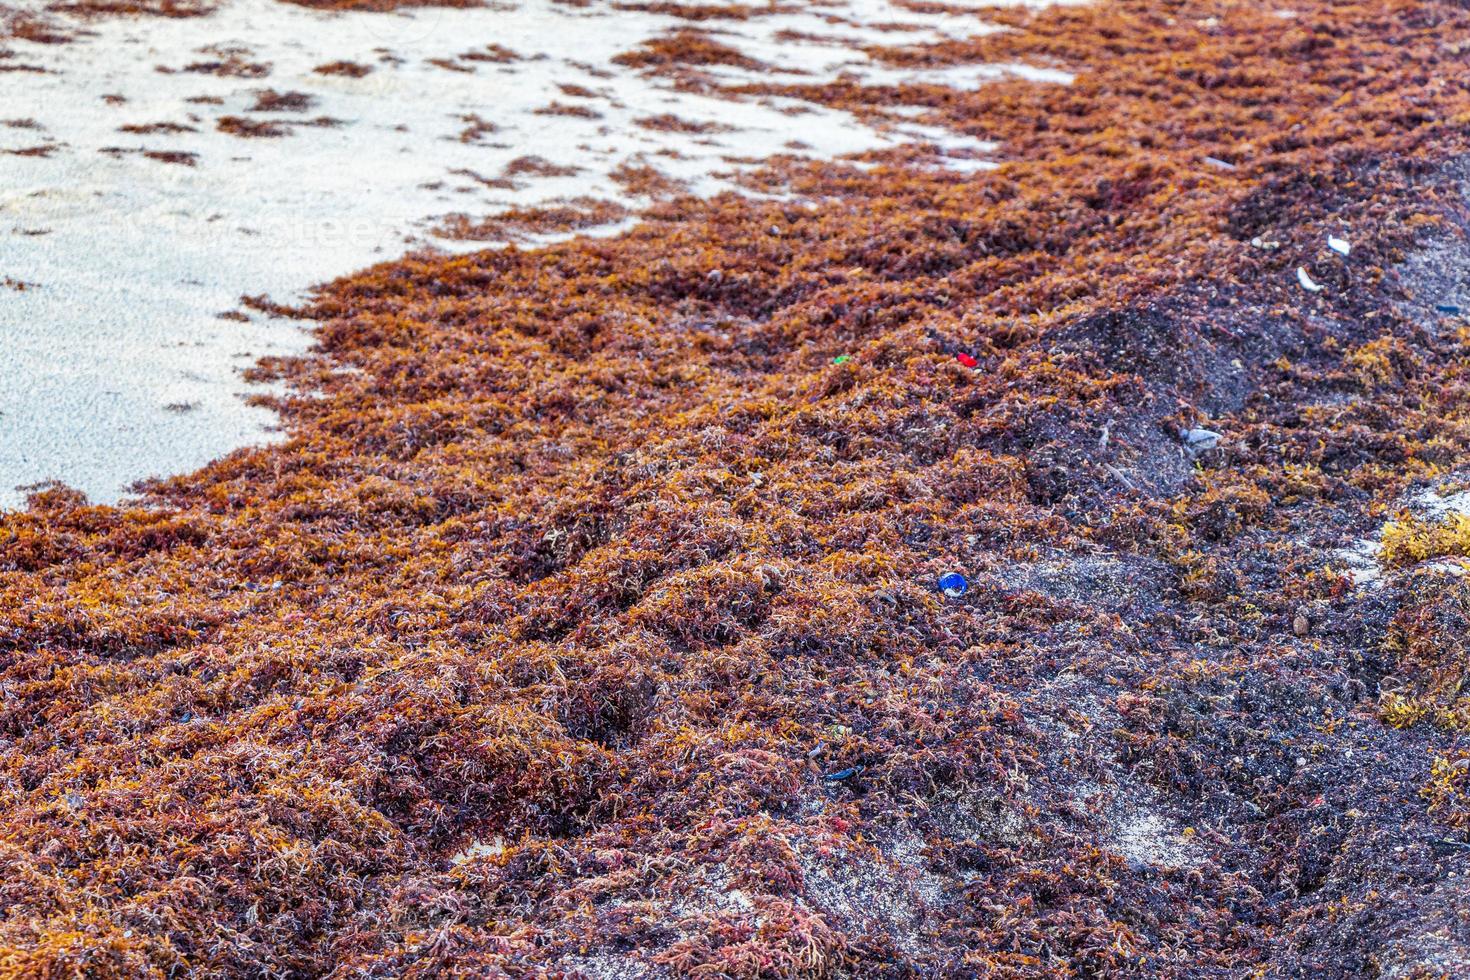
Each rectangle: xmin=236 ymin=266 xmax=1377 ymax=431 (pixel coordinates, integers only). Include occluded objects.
xmin=956 ymin=352 xmax=978 ymax=368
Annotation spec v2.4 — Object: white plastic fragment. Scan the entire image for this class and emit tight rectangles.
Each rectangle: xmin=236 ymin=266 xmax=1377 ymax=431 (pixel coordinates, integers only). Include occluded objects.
xmin=1251 ymin=236 xmax=1280 ymax=250
xmin=1183 ymin=428 xmax=1221 ymax=451
xmin=1297 ymin=267 xmax=1325 ymax=292
xmin=1203 ymin=156 xmax=1237 ymax=171
xmin=1327 ymin=235 xmax=1351 ymax=256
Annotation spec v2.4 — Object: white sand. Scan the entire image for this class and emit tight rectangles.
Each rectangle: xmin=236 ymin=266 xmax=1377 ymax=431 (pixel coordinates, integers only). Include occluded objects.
xmin=0 ymin=0 xmax=1072 ymax=508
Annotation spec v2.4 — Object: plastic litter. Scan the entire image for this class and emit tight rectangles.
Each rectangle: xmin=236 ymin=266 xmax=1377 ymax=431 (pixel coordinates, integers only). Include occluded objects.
xmin=1183 ymin=428 xmax=1221 ymax=451
xmin=1297 ymin=267 xmax=1324 ymax=292
xmin=1251 ymin=236 xmax=1281 ymax=250
xmin=1437 ymin=304 xmax=1462 ymax=314
xmin=956 ymin=352 xmax=978 ymax=368
xmin=833 ymin=354 xmax=850 ymax=365
xmin=1203 ymin=156 xmax=1236 ymax=171
xmin=823 ymin=765 xmax=864 ymax=782
xmin=1327 ymin=235 xmax=1351 ymax=256
xmin=938 ymin=572 xmax=968 ymax=597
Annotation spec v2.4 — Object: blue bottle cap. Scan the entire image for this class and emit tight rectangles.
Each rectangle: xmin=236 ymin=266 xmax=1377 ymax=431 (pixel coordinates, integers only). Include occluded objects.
xmin=938 ymin=572 xmax=968 ymax=598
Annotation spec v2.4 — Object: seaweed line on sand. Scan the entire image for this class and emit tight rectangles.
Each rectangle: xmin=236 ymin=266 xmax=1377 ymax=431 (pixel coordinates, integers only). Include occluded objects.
xmin=6 ymin=0 xmax=1470 ymax=976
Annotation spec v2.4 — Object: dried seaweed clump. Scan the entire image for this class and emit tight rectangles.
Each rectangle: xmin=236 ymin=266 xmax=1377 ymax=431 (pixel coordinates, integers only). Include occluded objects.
xmin=313 ymin=59 xmax=373 ymax=77
xmin=117 ymin=121 xmax=197 ymax=134
xmin=215 ymin=114 xmax=289 ymax=138
xmin=277 ymin=0 xmax=478 ymax=9
xmin=612 ymin=29 xmax=766 ymax=71
xmin=249 ymin=88 xmax=316 ymax=112
xmin=48 ymin=0 xmax=214 ymax=15
xmin=533 ymin=100 xmax=603 ymax=120
xmin=501 ymin=153 xmax=580 ymax=178
xmin=164 ymin=48 xmax=271 ymax=78
xmin=635 ymin=112 xmax=733 ymax=134
xmin=434 ymin=198 xmax=630 ymax=241
xmin=612 ymin=1 xmax=767 ymax=20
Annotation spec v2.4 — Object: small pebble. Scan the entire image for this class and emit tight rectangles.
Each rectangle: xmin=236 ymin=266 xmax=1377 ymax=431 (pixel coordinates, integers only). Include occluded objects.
xmin=1293 ymin=610 xmax=1310 ymax=636
xmin=938 ymin=572 xmax=968 ymax=597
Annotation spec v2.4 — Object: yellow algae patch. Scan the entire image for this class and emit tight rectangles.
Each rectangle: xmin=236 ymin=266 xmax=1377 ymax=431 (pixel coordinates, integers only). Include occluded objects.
xmin=1380 ymin=513 xmax=1470 ymax=569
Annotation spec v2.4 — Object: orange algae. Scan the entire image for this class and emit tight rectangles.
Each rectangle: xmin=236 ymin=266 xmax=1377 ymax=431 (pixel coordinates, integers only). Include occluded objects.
xmin=7 ymin=0 xmax=1470 ymax=976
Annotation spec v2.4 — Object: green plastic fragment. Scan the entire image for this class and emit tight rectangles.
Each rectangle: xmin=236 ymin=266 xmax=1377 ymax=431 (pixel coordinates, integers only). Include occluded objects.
xmin=833 ymin=355 xmax=850 ymax=365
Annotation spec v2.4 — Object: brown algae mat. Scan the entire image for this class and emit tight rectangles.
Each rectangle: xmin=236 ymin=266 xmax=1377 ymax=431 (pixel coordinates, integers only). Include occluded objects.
xmin=7 ymin=0 xmax=1470 ymax=976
